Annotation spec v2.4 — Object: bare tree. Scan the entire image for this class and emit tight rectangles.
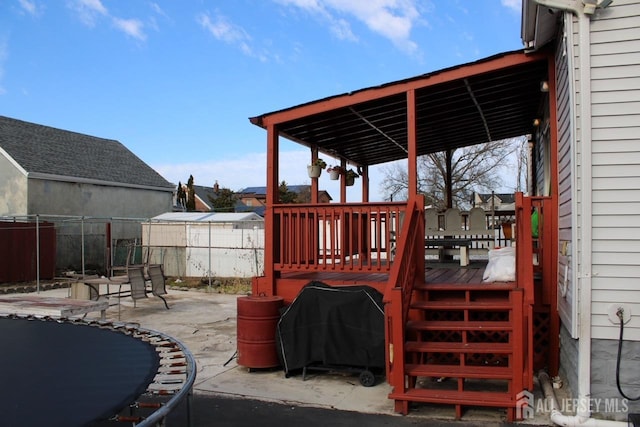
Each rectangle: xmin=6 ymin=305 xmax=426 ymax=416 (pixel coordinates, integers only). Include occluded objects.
xmin=380 ymin=138 xmax=520 ymax=210
xmin=515 ymin=136 xmax=530 ymax=193
xmin=382 ymin=163 xmax=409 ymax=202
xmin=186 ymin=175 xmax=196 ymax=212
xmin=176 ymin=181 xmax=186 ymax=210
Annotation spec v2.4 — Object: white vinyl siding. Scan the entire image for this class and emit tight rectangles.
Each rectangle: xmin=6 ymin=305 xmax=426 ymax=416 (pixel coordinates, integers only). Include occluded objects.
xmin=556 ymin=14 xmax=577 ymax=337
xmin=588 ymin=0 xmax=640 ymax=341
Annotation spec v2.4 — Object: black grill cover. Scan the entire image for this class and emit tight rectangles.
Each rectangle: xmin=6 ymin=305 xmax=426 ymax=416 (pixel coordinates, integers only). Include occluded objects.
xmin=276 ymin=282 xmax=385 ymax=375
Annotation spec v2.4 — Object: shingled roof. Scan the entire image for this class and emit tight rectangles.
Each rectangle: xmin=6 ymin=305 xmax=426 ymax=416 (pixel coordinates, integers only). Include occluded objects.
xmin=0 ymin=116 xmax=173 ymax=190
xmin=239 ymin=185 xmax=311 ymax=195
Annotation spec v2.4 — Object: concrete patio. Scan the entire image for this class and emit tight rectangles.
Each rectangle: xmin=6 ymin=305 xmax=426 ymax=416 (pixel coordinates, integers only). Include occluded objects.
xmin=0 ymin=284 xmax=555 ymax=426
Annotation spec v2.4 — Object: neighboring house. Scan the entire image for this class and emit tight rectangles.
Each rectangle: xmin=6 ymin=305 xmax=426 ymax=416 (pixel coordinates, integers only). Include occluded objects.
xmin=177 ymin=183 xmax=330 ymax=215
xmin=193 ymin=183 xmax=218 ymax=212
xmin=234 ymin=201 xmax=266 ymax=216
xmin=472 ymin=192 xmax=516 ymax=211
xmin=523 ymin=0 xmax=639 ymax=422
xmin=174 ymin=181 xmax=219 ymax=212
xmin=238 ymin=185 xmax=333 ymax=207
xmin=236 ymin=186 xmax=266 ymax=208
xmin=0 ymin=115 xmax=174 ymax=272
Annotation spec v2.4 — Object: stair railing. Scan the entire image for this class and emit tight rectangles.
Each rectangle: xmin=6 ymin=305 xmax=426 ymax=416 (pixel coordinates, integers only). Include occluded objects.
xmin=514 ymin=193 xmax=535 ymax=391
xmin=515 ymin=193 xmax=535 ymax=306
xmin=383 ymin=194 xmax=425 ymax=390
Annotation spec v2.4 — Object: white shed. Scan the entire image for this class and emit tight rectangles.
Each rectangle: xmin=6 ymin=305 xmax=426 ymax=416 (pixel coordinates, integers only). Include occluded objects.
xmin=141 ymin=212 xmax=264 ymax=279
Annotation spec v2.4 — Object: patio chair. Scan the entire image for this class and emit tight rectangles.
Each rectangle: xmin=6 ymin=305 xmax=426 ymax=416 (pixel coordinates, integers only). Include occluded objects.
xmin=128 ymin=267 xmax=149 ymax=308
xmin=425 ymin=208 xmax=440 ymax=234
xmin=444 ymin=208 xmax=462 ymax=233
xmin=468 ymin=207 xmax=489 ymax=234
xmin=148 ymin=264 xmax=170 ymax=309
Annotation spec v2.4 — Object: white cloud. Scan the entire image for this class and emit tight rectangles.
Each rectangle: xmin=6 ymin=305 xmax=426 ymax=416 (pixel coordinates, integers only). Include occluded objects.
xmin=112 ymin=17 xmax=146 ymax=41
xmin=276 ymin=0 xmax=357 ymax=41
xmin=67 ymin=0 xmax=148 ymax=40
xmin=154 ymin=151 xmax=269 ymax=191
xmin=148 ymin=2 xmax=171 ymax=30
xmin=19 ymin=0 xmax=40 ymax=16
xmin=149 ymin=2 xmax=167 ymax=19
xmin=501 ymin=0 xmax=522 ymax=12
xmin=67 ymin=0 xmax=108 ymax=27
xmin=197 ymin=12 xmax=268 ymax=62
xmin=197 ymin=12 xmax=250 ymax=45
xmin=273 ymin=0 xmax=420 ymax=55
xmin=328 ymin=17 xmax=357 ymax=41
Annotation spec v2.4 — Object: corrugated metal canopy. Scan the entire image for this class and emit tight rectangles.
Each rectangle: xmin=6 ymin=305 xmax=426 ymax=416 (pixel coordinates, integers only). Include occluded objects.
xmin=151 ymin=212 xmax=263 ymax=222
xmin=250 ymin=49 xmax=550 ymax=167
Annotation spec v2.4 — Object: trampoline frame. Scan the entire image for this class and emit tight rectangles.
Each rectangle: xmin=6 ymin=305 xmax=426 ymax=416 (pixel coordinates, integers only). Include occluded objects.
xmin=1 ymin=313 xmax=197 ymax=427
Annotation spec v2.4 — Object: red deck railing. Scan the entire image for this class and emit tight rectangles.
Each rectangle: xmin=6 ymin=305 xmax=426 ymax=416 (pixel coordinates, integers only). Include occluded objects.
xmin=272 ymin=202 xmax=407 ymax=273
xmin=270 ymin=202 xmax=520 ymax=274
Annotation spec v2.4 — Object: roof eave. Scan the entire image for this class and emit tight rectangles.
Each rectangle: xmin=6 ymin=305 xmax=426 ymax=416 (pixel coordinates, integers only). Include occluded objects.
xmin=28 ymin=172 xmax=175 ymax=192
xmin=0 ymin=146 xmax=28 ymax=177
xmin=521 ymin=0 xmax=561 ymax=51
xmin=250 ymin=49 xmax=547 ymax=128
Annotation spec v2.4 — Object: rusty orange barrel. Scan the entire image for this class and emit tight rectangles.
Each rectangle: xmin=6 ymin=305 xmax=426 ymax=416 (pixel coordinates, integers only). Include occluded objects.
xmin=237 ymin=295 xmax=284 ymax=369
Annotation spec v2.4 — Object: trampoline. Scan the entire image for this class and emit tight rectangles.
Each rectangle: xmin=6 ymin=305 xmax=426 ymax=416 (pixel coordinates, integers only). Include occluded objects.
xmin=0 ymin=314 xmax=196 ymax=427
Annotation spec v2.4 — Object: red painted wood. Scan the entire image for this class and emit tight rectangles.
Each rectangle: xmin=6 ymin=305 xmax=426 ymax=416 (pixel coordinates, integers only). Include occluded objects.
xmin=390 ymin=388 xmax=516 ymax=407
xmin=254 ymin=51 xmax=549 ymax=127
xmin=258 ymin=196 xmax=557 ymax=418
xmin=393 ymin=275 xmax=526 ymax=419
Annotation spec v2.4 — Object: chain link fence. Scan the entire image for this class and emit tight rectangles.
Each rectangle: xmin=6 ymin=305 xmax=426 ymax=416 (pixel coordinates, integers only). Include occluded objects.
xmin=0 ymin=215 xmax=265 ymax=285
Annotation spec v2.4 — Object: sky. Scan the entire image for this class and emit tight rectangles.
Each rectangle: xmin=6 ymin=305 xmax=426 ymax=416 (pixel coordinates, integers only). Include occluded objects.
xmin=1 ymin=0 xmax=524 ymax=201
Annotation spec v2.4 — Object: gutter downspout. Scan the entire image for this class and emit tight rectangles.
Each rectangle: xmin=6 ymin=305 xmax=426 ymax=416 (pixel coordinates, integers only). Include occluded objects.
xmin=532 ymin=1 xmax=624 ymax=426
xmin=539 ymin=371 xmax=625 ymax=427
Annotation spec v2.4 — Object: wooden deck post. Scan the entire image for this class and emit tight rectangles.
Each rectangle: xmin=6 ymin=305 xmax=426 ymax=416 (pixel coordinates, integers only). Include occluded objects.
xmin=310 ymin=146 xmax=319 ymax=204
xmin=407 ymin=89 xmax=418 ymax=197
xmin=385 ymin=287 xmax=406 ymax=411
xmin=257 ymin=123 xmax=279 ymax=297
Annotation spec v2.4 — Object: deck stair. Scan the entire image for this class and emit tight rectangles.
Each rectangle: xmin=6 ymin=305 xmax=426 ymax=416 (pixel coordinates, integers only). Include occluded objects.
xmin=389 ymin=282 xmax=525 ymax=421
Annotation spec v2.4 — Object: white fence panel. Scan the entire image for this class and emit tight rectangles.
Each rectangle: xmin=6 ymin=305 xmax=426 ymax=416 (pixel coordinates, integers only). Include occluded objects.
xmin=184 ymin=227 xmax=264 ymax=278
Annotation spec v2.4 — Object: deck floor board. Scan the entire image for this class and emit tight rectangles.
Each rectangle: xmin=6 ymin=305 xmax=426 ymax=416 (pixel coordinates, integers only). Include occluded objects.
xmin=278 ymin=261 xmax=490 ymax=286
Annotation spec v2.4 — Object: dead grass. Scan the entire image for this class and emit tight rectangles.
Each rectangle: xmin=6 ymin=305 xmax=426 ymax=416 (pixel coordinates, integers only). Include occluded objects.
xmin=167 ymin=276 xmax=252 ymax=295
xmin=1 ymin=276 xmax=253 ymax=296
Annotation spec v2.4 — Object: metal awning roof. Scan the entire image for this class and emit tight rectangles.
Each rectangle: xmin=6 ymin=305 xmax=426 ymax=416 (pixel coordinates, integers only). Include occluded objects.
xmin=151 ymin=212 xmax=264 ymax=222
xmin=250 ymin=49 xmax=550 ymax=167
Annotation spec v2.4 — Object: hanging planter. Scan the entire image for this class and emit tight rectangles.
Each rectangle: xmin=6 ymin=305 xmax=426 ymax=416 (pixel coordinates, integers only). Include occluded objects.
xmin=307 ymin=158 xmax=326 ymax=178
xmin=307 ymin=165 xmax=322 ymax=178
xmin=327 ymin=165 xmax=343 ymax=180
xmin=345 ymin=169 xmax=359 ymax=186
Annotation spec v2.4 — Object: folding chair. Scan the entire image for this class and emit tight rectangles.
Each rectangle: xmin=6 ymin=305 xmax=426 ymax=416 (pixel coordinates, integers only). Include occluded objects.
xmin=148 ymin=264 xmax=170 ymax=309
